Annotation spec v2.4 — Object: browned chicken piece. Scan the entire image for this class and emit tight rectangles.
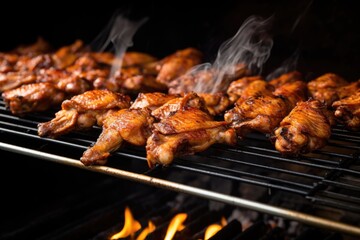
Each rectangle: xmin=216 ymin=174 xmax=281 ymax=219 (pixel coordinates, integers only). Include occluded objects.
xmin=273 ymin=100 xmax=333 ymax=155
xmin=130 ymin=92 xmax=178 ymax=111
xmin=168 ymin=63 xmax=249 ymax=95
xmin=273 ymin=80 xmax=308 ymax=109
xmin=94 ymin=63 xmax=161 ymax=92
xmin=146 ymin=108 xmax=237 ymax=167
xmin=268 ymin=71 xmax=303 ymax=88
xmin=37 ymin=90 xmax=131 ymax=138
xmin=156 ymin=48 xmax=203 ymax=86
xmin=151 ymin=92 xmax=208 ymax=120
xmin=198 ymin=92 xmax=231 ymax=116
xmin=13 ymin=37 xmax=52 ymax=55
xmin=81 ymin=108 xmax=154 ymax=166
xmin=234 ymin=79 xmax=274 ymax=105
xmin=80 ymin=92 xmax=177 ymax=165
xmin=122 ymin=52 xmax=158 ymax=67
xmin=0 ymin=53 xmax=18 ymax=73
xmin=52 ymin=40 xmax=85 ymax=69
xmin=332 ymin=90 xmax=360 ymax=131
xmin=226 ymin=76 xmax=265 ymax=103
xmin=90 ymin=52 xmax=115 ymax=66
xmin=0 ymin=71 xmax=37 ymax=92
xmin=55 ymin=75 xmax=91 ymax=95
xmin=2 ymin=82 xmax=65 ymax=115
xmin=225 ymin=96 xmax=289 ymax=138
xmin=308 ymin=73 xmax=348 ymax=106
xmin=336 ymin=80 xmax=360 ymax=100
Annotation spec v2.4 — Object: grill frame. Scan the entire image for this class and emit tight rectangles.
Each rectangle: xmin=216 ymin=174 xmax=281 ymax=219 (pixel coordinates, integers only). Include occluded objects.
xmin=1 ymin=98 xmax=360 ymax=236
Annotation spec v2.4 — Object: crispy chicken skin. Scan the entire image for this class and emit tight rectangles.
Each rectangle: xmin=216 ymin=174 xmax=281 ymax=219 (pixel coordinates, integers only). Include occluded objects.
xmin=156 ymin=48 xmax=203 ymax=85
xmin=268 ymin=71 xmax=303 ymax=88
xmin=198 ymin=92 xmax=231 ymax=116
xmin=226 ymin=76 xmax=266 ymax=103
xmin=336 ymin=80 xmax=360 ymax=100
xmin=273 ymin=80 xmax=308 ymax=109
xmin=273 ymin=100 xmax=333 ymax=155
xmin=225 ymin=96 xmax=289 ymax=138
xmin=332 ymin=90 xmax=360 ymax=131
xmin=147 ymin=108 xmax=236 ymax=168
xmin=37 ymin=90 xmax=131 ymax=138
xmin=308 ymin=73 xmax=348 ymax=106
xmin=130 ymin=92 xmax=178 ymax=111
xmin=80 ymin=92 xmax=178 ymax=165
xmin=2 ymin=82 xmax=65 ymax=115
xmin=81 ymin=108 xmax=154 ymax=166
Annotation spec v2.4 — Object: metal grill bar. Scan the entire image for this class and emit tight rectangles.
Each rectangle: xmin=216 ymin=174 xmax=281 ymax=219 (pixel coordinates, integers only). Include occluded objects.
xmin=1 ymin=142 xmax=360 ymax=237
xmin=1 ymin=99 xmax=360 ymax=236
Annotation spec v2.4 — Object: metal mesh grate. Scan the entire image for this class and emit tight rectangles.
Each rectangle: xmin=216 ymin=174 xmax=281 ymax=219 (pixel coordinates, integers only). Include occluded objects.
xmin=1 ymin=98 xmax=360 ymax=235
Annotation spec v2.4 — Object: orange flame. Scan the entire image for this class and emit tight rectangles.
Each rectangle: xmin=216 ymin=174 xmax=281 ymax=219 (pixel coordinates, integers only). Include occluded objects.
xmin=164 ymin=213 xmax=187 ymax=240
xmin=204 ymin=217 xmax=227 ymax=240
xmin=110 ymin=206 xmax=141 ymax=240
xmin=136 ymin=221 xmax=156 ymax=240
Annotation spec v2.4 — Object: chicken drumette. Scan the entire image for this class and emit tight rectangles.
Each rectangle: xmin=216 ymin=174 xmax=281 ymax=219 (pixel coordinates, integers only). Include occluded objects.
xmin=146 ymin=93 xmax=236 ymax=168
xmin=37 ymin=90 xmax=131 ymax=138
xmin=80 ymin=93 xmax=178 ymax=166
xmin=273 ymin=100 xmax=334 ymax=155
xmin=332 ymin=90 xmax=360 ymax=131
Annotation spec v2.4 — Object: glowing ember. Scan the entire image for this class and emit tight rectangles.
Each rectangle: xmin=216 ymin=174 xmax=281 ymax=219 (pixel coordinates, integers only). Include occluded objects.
xmin=136 ymin=221 xmax=156 ymax=240
xmin=110 ymin=206 xmax=141 ymax=240
xmin=164 ymin=213 xmax=187 ymax=240
xmin=204 ymin=217 xmax=227 ymax=240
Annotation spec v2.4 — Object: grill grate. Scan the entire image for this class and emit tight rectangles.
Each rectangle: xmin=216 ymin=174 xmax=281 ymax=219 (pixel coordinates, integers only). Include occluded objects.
xmin=1 ymin=99 xmax=360 ymax=236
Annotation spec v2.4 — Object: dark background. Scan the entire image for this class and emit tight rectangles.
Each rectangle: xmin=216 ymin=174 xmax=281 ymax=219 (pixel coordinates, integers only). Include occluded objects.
xmin=1 ymin=0 xmax=359 ymax=81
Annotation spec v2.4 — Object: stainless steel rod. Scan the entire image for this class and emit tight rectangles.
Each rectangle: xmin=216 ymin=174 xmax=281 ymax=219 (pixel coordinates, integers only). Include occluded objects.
xmin=1 ymin=142 xmax=359 ymax=236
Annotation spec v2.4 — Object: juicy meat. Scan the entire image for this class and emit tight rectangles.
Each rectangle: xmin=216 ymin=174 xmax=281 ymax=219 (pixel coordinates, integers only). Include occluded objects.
xmin=273 ymin=100 xmax=333 ymax=155
xmin=273 ymin=80 xmax=308 ymax=109
xmin=0 ymin=71 xmax=37 ymax=92
xmin=234 ymin=79 xmax=274 ymax=105
xmin=308 ymin=73 xmax=348 ymax=106
xmin=226 ymin=76 xmax=267 ymax=103
xmin=37 ymin=90 xmax=131 ymax=138
xmin=130 ymin=92 xmax=178 ymax=111
xmin=332 ymin=90 xmax=360 ymax=131
xmin=156 ymin=48 xmax=203 ymax=85
xmin=122 ymin=52 xmax=158 ymax=67
xmin=80 ymin=92 xmax=179 ymax=165
xmin=336 ymin=80 xmax=360 ymax=100
xmin=151 ymin=92 xmax=208 ymax=120
xmin=268 ymin=71 xmax=303 ymax=88
xmin=81 ymin=108 xmax=154 ymax=166
xmin=198 ymin=92 xmax=231 ymax=116
xmin=52 ymin=40 xmax=85 ymax=69
xmin=2 ymin=82 xmax=65 ymax=115
xmin=225 ymin=96 xmax=289 ymax=138
xmin=146 ymin=108 xmax=236 ymax=167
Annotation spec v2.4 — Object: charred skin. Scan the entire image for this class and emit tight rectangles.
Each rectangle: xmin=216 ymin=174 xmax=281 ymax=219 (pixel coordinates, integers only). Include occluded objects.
xmin=273 ymin=100 xmax=333 ymax=155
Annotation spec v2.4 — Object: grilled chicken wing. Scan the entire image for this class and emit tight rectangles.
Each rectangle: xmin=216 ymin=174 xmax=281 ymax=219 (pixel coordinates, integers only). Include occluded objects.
xmin=156 ymin=48 xmax=203 ymax=86
xmin=332 ymin=90 xmax=360 ymax=131
xmin=273 ymin=100 xmax=333 ymax=155
xmin=273 ymin=80 xmax=308 ymax=109
xmin=147 ymin=107 xmax=236 ymax=167
xmin=0 ymin=71 xmax=37 ymax=92
xmin=80 ymin=92 xmax=178 ymax=165
xmin=81 ymin=108 xmax=154 ymax=165
xmin=308 ymin=73 xmax=348 ymax=106
xmin=226 ymin=76 xmax=267 ymax=103
xmin=225 ymin=96 xmax=289 ymax=138
xmin=268 ymin=71 xmax=302 ymax=88
xmin=198 ymin=92 xmax=231 ymax=116
xmin=336 ymin=80 xmax=360 ymax=100
xmin=37 ymin=90 xmax=131 ymax=138
xmin=2 ymin=82 xmax=65 ymax=115
xmin=130 ymin=92 xmax=178 ymax=111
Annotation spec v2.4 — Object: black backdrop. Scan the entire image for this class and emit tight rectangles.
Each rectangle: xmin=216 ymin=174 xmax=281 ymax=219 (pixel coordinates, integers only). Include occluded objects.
xmin=1 ymin=0 xmax=359 ymax=79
